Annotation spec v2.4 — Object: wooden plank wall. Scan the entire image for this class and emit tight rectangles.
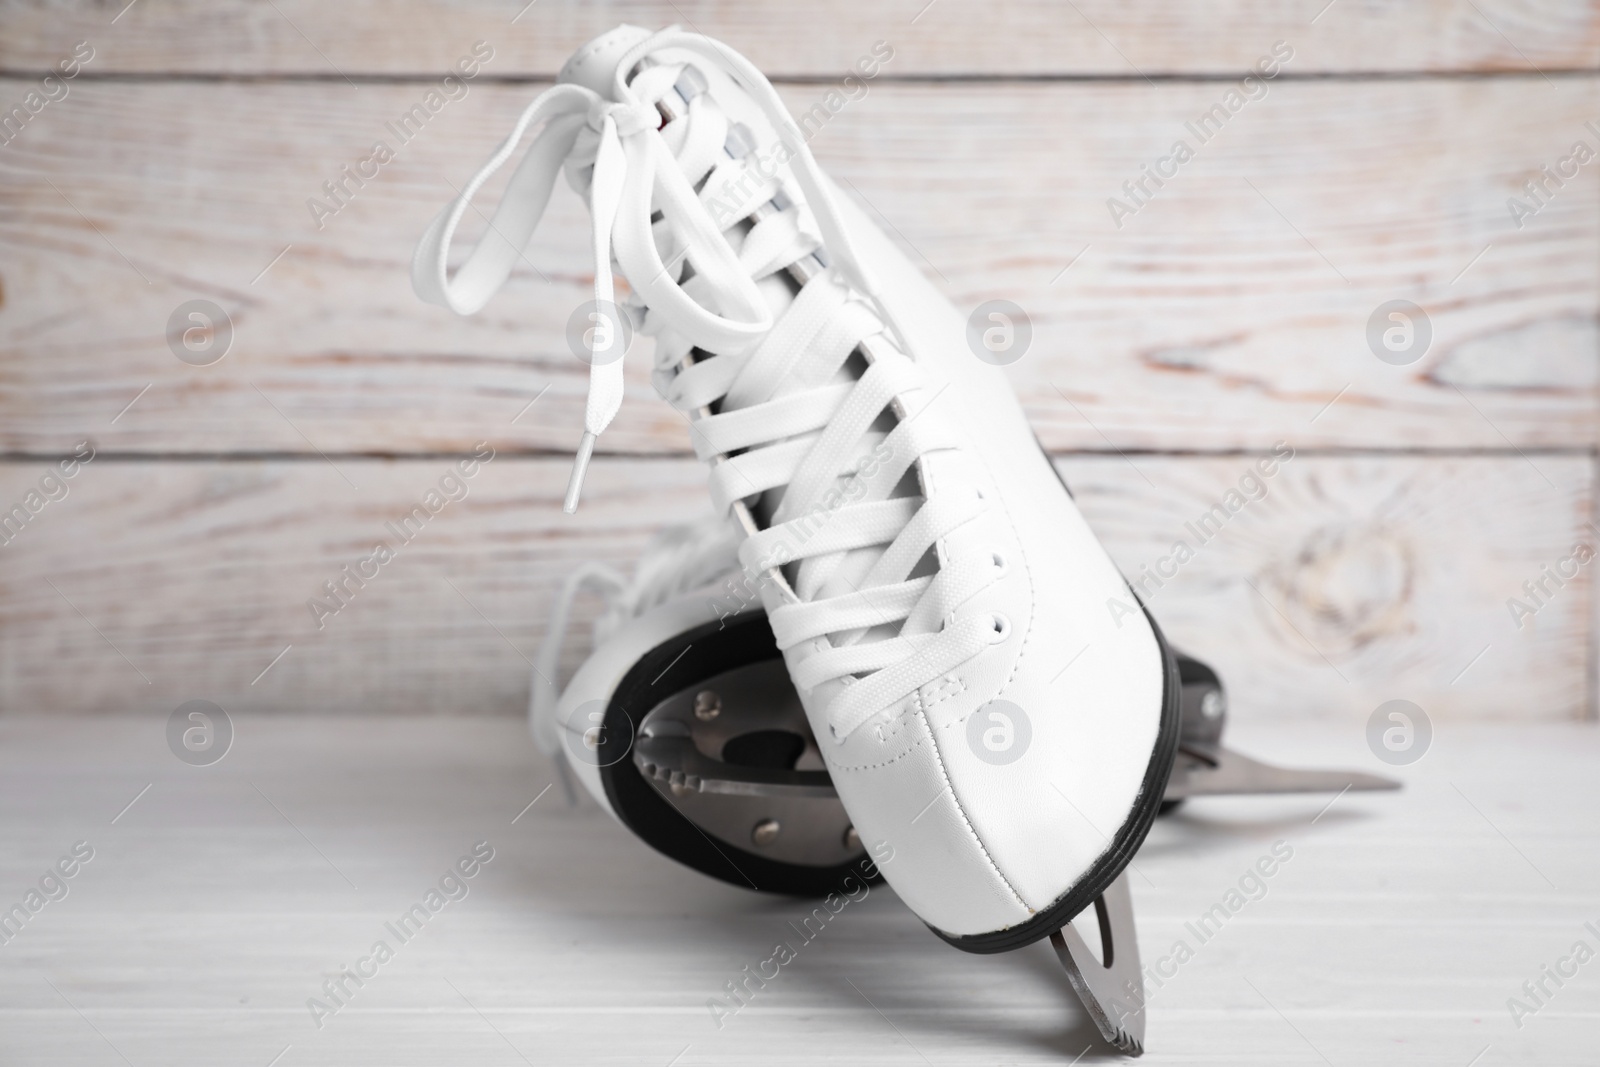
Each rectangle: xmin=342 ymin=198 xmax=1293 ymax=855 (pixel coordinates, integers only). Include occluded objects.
xmin=0 ymin=1 xmax=1595 ymax=719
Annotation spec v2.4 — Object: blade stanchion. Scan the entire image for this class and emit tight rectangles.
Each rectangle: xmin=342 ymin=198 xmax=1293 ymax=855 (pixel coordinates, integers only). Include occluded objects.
xmin=1049 ymin=872 xmax=1146 ymax=1056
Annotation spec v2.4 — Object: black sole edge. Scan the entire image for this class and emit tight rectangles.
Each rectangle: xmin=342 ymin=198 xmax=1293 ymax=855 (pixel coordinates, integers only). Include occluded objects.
xmin=928 ymin=603 xmax=1184 ymax=955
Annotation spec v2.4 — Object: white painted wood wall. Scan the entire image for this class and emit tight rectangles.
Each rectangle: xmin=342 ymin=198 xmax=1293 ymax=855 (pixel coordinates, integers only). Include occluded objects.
xmin=0 ymin=1 xmax=1595 ymax=719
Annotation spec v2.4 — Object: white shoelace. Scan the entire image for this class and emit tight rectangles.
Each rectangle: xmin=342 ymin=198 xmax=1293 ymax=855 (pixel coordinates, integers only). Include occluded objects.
xmin=416 ymin=28 xmax=1003 ymax=742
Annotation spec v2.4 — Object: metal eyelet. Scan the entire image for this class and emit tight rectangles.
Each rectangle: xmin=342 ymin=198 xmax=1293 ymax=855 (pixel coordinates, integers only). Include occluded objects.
xmin=674 ymin=65 xmax=709 ymax=102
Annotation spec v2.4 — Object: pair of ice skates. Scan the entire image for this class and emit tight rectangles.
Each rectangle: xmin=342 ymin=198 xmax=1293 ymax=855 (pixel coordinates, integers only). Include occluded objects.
xmin=416 ymin=26 xmax=1394 ymax=1053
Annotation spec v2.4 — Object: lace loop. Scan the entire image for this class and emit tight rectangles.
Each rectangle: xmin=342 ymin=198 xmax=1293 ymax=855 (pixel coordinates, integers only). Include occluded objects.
xmin=414 ymin=41 xmax=771 ymax=510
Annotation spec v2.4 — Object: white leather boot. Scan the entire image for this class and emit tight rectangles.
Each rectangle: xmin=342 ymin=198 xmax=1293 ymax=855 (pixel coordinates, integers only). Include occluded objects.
xmin=414 ymin=25 xmax=1179 ymax=950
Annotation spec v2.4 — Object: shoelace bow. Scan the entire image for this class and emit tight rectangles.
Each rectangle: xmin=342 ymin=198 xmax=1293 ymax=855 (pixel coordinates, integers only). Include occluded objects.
xmin=417 ymin=29 xmax=1003 ymax=742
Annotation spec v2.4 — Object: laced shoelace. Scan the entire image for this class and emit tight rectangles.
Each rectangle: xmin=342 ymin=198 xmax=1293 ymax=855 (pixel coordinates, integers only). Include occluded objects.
xmin=416 ymin=28 xmax=1004 ymax=742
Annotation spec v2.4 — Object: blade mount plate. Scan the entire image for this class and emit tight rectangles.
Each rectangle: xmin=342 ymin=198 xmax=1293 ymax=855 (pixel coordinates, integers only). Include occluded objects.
xmin=634 ymin=659 xmax=862 ymax=867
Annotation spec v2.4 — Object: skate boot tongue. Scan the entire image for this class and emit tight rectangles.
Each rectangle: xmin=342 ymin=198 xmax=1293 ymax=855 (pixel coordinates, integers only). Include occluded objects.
xmin=557 ymin=25 xmax=653 ymax=98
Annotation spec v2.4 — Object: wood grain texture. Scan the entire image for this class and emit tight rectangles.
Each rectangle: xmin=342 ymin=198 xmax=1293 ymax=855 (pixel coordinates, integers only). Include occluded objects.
xmin=0 ymin=453 xmax=1588 ymax=719
xmin=1 ymin=0 xmax=1598 ymax=76
xmin=1 ymin=77 xmax=1595 ymax=454
xmin=0 ymin=714 xmax=1595 ymax=1064
xmin=1059 ymin=451 xmax=1596 ymax=724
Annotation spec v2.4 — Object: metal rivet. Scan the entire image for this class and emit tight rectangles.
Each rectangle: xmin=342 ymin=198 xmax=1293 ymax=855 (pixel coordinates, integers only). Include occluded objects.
xmin=694 ymin=690 xmax=721 ymax=721
xmin=843 ymin=826 xmax=861 ymax=851
xmin=1200 ymin=690 xmax=1226 ymax=719
xmin=752 ymin=819 xmax=780 ymax=846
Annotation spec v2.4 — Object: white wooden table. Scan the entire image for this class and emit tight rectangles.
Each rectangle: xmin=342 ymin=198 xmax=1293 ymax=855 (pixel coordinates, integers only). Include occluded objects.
xmin=1 ymin=713 xmax=1593 ymax=1065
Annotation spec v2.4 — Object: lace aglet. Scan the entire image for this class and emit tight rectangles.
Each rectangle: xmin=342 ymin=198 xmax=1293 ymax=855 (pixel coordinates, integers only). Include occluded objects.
xmin=563 ymin=432 xmax=597 ymax=514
